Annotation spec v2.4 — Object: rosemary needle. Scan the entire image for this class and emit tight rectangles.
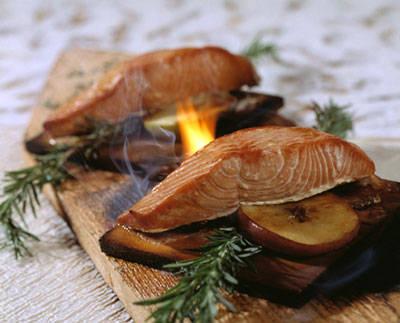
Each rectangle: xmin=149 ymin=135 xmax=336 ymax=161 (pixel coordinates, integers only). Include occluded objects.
xmin=242 ymin=37 xmax=280 ymax=62
xmin=0 ymin=121 xmax=121 ymax=258
xmin=136 ymin=227 xmax=262 ymax=323
xmin=312 ymin=99 xmax=353 ymax=139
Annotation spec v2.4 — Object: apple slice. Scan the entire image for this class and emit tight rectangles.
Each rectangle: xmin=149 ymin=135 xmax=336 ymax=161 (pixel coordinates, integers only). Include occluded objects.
xmin=238 ymin=193 xmax=360 ymax=257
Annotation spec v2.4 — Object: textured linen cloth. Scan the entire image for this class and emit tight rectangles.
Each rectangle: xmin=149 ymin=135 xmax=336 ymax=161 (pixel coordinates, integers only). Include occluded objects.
xmin=0 ymin=1 xmax=400 ymax=322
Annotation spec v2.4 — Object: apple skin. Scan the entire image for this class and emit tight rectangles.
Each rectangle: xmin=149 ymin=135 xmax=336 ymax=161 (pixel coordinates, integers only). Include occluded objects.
xmin=237 ymin=194 xmax=360 ymax=257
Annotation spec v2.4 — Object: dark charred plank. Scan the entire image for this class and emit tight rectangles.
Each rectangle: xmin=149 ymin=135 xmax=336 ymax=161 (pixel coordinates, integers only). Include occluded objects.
xmin=25 ymin=132 xmax=53 ymax=155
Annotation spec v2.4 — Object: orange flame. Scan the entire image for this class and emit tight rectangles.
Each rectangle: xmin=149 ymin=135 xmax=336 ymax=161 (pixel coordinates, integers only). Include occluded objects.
xmin=177 ymin=99 xmax=218 ymax=156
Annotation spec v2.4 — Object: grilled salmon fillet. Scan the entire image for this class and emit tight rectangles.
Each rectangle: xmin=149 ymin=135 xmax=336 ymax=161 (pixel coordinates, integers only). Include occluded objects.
xmin=43 ymin=47 xmax=259 ymax=138
xmin=117 ymin=127 xmax=375 ymax=232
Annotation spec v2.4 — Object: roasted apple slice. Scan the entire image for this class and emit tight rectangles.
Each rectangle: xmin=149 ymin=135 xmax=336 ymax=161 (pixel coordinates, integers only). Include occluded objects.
xmin=238 ymin=193 xmax=360 ymax=257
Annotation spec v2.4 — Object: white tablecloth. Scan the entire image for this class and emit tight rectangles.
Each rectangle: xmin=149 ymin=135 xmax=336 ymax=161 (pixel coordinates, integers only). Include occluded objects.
xmin=1 ymin=1 xmax=400 ymax=322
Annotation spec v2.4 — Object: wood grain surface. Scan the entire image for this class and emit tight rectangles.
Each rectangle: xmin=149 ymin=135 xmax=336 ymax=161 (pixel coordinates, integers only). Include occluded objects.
xmin=24 ymin=48 xmax=400 ymax=323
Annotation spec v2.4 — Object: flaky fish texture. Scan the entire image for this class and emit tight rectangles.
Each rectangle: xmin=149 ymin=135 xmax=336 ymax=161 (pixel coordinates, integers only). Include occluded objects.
xmin=117 ymin=127 xmax=375 ymax=232
xmin=44 ymin=46 xmax=259 ymax=137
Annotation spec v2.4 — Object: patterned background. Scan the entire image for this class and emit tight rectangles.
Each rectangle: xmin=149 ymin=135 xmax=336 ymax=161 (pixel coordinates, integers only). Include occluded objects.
xmin=0 ymin=0 xmax=399 ymax=322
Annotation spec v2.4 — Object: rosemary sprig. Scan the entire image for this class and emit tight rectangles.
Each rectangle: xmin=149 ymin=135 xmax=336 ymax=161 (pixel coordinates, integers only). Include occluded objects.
xmin=0 ymin=149 xmax=69 ymax=258
xmin=136 ymin=227 xmax=262 ymax=323
xmin=242 ymin=37 xmax=279 ymax=62
xmin=312 ymin=99 xmax=353 ymax=139
xmin=0 ymin=120 xmax=121 ymax=258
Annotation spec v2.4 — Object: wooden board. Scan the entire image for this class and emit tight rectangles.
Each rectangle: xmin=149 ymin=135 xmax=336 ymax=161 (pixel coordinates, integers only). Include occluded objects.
xmin=25 ymin=49 xmax=400 ymax=323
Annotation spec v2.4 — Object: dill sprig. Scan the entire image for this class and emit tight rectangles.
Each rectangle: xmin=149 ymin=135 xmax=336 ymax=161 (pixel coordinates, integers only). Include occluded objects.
xmin=136 ymin=227 xmax=262 ymax=323
xmin=242 ymin=37 xmax=279 ymax=62
xmin=312 ymin=99 xmax=353 ymax=139
xmin=0 ymin=120 xmax=121 ymax=258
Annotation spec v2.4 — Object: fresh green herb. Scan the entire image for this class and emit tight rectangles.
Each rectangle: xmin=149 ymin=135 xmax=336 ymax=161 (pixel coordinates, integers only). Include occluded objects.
xmin=0 ymin=149 xmax=69 ymax=258
xmin=136 ymin=227 xmax=262 ymax=323
xmin=0 ymin=121 xmax=121 ymax=258
xmin=312 ymin=99 xmax=353 ymax=138
xmin=242 ymin=37 xmax=279 ymax=62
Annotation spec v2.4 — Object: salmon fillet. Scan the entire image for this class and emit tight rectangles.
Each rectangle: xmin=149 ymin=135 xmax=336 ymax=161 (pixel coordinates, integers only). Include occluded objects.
xmin=117 ymin=127 xmax=375 ymax=232
xmin=44 ymin=47 xmax=259 ymax=138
